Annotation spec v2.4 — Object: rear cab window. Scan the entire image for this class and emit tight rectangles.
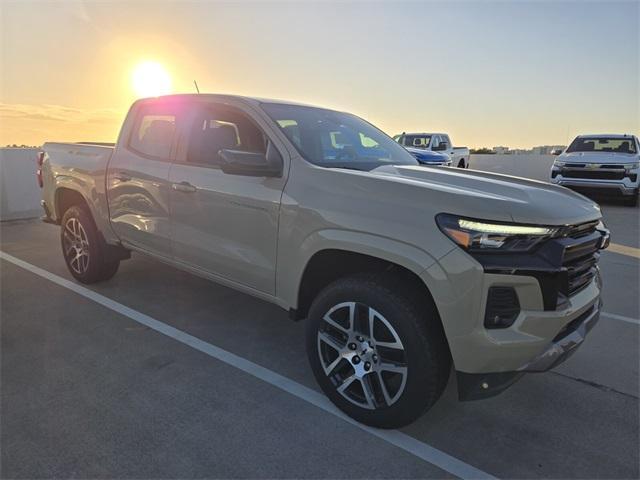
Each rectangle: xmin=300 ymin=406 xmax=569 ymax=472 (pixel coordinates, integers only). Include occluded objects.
xmin=128 ymin=107 xmax=178 ymax=159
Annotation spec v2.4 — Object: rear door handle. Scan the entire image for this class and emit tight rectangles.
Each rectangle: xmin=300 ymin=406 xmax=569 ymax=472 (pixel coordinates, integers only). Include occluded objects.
xmin=114 ymin=172 xmax=131 ymax=182
xmin=172 ymin=181 xmax=197 ymax=193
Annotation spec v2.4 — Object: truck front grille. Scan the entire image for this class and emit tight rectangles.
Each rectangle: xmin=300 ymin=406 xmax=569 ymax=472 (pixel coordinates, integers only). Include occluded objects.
xmin=564 ymin=252 xmax=598 ymax=296
xmin=561 ymin=169 xmax=625 ymax=180
xmin=562 ymin=222 xmax=601 ymax=297
xmin=474 ymin=220 xmax=604 ymax=311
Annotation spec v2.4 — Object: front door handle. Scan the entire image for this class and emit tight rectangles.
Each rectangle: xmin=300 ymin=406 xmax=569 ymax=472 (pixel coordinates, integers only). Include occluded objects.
xmin=172 ymin=181 xmax=197 ymax=193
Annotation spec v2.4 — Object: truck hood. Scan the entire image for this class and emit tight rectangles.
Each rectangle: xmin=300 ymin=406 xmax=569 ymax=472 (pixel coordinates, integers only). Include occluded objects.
xmin=405 ymin=147 xmax=450 ymax=163
xmin=560 ymin=151 xmax=640 ymax=164
xmin=369 ymin=164 xmax=601 ymax=225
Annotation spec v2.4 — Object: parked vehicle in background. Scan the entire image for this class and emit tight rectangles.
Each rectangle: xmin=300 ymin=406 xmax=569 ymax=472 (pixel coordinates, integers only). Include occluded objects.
xmin=404 ymin=146 xmax=451 ymax=166
xmin=551 ymin=134 xmax=639 ymax=206
xmin=394 ymin=132 xmax=470 ymax=168
xmin=40 ymin=94 xmax=609 ymax=428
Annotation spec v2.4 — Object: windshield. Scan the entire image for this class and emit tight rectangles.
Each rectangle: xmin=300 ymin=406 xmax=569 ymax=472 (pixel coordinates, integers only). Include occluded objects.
xmin=566 ymin=137 xmax=637 ymax=154
xmin=404 ymin=135 xmax=432 ymax=148
xmin=261 ymin=103 xmax=418 ymax=170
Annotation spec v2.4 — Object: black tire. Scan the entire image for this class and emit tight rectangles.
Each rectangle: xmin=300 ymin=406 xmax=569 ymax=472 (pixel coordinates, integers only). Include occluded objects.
xmin=457 ymin=159 xmax=466 ymax=168
xmin=60 ymin=205 xmax=120 ymax=284
xmin=306 ymin=273 xmax=451 ymax=428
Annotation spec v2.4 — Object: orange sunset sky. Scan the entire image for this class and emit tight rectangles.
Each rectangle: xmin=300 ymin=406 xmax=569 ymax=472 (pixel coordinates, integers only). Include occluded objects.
xmin=1 ymin=1 xmax=638 ymax=148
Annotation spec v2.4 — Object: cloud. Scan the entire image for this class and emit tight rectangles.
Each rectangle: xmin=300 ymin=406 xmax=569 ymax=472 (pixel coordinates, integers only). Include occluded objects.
xmin=0 ymin=103 xmax=121 ymax=124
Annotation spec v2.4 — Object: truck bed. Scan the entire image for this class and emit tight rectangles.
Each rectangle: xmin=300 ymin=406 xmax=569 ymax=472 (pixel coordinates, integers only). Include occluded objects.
xmin=41 ymin=142 xmax=115 ymax=226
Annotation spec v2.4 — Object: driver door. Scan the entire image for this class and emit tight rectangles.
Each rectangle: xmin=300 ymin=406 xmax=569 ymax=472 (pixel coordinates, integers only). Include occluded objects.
xmin=169 ymin=101 xmax=287 ymax=294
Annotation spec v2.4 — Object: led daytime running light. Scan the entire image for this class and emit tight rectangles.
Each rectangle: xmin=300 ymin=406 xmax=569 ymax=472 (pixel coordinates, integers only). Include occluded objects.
xmin=457 ymin=219 xmax=555 ymax=236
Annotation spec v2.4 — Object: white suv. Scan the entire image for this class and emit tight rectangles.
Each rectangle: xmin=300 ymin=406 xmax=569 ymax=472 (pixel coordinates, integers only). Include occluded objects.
xmin=551 ymin=134 xmax=640 ymax=206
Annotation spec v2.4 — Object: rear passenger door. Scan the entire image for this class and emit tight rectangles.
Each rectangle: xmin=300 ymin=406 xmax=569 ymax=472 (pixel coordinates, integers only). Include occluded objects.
xmin=107 ymin=100 xmax=182 ymax=258
xmin=168 ymin=101 xmax=287 ymax=295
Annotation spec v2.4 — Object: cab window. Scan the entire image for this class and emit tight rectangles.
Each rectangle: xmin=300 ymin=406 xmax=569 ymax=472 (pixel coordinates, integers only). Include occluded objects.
xmin=187 ymin=105 xmax=266 ymax=166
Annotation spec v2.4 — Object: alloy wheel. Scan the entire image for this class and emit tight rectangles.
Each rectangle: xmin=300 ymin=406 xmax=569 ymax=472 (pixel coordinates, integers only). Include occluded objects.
xmin=317 ymin=302 xmax=408 ymax=410
xmin=62 ymin=217 xmax=90 ymax=275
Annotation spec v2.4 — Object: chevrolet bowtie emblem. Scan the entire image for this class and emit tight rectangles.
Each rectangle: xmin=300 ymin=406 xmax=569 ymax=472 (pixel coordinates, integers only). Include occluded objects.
xmin=586 ymin=164 xmax=599 ymax=169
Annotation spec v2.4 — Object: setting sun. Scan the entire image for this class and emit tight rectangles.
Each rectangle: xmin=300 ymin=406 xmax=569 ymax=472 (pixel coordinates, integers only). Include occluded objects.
xmin=132 ymin=61 xmax=172 ymax=98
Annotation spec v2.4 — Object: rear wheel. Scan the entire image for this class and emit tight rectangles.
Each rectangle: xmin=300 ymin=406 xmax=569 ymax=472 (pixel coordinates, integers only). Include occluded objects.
xmin=457 ymin=159 xmax=466 ymax=168
xmin=306 ymin=273 xmax=450 ymax=428
xmin=60 ymin=205 xmax=120 ymax=283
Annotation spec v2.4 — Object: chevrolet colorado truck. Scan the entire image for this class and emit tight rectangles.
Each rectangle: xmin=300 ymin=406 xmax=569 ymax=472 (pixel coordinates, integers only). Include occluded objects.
xmin=39 ymin=94 xmax=609 ymax=428
xmin=551 ymin=134 xmax=639 ymax=206
xmin=393 ymin=132 xmax=470 ymax=168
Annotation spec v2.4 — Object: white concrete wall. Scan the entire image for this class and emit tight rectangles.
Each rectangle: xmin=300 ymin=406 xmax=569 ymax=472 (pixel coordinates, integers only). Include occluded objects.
xmin=0 ymin=148 xmax=42 ymax=221
xmin=469 ymin=154 xmax=555 ymax=182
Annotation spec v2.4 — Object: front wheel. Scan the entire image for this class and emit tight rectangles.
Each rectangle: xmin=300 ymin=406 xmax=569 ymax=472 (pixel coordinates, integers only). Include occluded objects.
xmin=306 ymin=274 xmax=451 ymax=428
xmin=60 ymin=205 xmax=120 ymax=284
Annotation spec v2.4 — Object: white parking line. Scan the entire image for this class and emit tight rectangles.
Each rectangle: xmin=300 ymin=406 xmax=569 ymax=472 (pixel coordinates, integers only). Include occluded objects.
xmin=0 ymin=251 xmax=495 ymax=480
xmin=601 ymin=312 xmax=640 ymax=326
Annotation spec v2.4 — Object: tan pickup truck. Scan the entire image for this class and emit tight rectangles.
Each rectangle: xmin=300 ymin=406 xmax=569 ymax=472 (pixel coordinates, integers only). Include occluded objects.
xmin=39 ymin=94 xmax=609 ymax=428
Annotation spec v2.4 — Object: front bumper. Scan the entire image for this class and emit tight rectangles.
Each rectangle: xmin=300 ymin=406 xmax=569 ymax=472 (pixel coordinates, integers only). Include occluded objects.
xmin=424 ymin=222 xmax=607 ymax=401
xmin=457 ymin=299 xmax=601 ymax=400
xmin=551 ymin=172 xmax=639 ymax=197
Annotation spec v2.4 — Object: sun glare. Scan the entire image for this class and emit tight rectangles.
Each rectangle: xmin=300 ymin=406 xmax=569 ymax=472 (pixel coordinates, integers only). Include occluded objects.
xmin=132 ymin=61 xmax=172 ymax=98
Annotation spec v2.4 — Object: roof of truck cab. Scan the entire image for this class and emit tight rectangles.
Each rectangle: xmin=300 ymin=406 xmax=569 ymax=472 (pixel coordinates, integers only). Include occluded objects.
xmin=401 ymin=132 xmax=448 ymax=136
xmin=136 ymin=93 xmax=334 ymax=110
xmin=576 ymin=134 xmax=637 ymax=139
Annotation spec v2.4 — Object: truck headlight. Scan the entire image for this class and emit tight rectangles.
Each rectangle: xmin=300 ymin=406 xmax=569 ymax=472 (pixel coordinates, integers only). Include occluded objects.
xmin=436 ymin=214 xmax=559 ymax=252
xmin=553 ymin=160 xmax=566 ymax=168
xmin=624 ymin=162 xmax=640 ymax=172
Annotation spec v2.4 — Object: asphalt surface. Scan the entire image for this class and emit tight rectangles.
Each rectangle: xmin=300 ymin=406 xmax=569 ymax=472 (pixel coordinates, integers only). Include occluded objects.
xmin=1 ymin=201 xmax=638 ymax=479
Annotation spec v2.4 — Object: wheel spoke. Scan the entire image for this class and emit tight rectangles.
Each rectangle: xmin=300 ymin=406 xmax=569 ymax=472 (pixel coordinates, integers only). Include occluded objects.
xmin=376 ymin=371 xmax=393 ymax=406
xmin=80 ymin=251 xmax=89 ymax=272
xmin=369 ymin=307 xmax=404 ymax=350
xmin=63 ymin=233 xmax=75 ymax=256
xmin=78 ymin=224 xmax=89 ymax=246
xmin=360 ymin=375 xmax=377 ymax=409
xmin=379 ymin=362 xmax=407 ymax=374
xmin=374 ymin=340 xmax=403 ymax=349
xmin=70 ymin=254 xmax=80 ymax=273
xmin=65 ymin=224 xmax=76 ymax=241
xmin=318 ymin=330 xmax=345 ymax=353
xmin=367 ymin=307 xmax=376 ymax=339
xmin=337 ymin=374 xmax=357 ymax=394
xmin=322 ymin=355 xmax=343 ymax=375
xmin=322 ymin=302 xmax=354 ymax=334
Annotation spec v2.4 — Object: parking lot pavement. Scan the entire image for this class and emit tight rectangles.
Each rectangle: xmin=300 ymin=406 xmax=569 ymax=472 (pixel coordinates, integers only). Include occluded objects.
xmin=1 ymin=211 xmax=638 ymax=479
xmin=600 ymin=203 xmax=640 ymax=249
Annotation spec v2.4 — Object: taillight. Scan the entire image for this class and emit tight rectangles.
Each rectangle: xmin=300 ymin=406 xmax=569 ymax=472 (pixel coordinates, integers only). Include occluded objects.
xmin=36 ymin=151 xmax=44 ymax=188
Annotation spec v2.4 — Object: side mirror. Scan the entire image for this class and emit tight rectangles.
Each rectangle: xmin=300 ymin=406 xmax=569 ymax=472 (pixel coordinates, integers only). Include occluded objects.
xmin=432 ymin=143 xmax=446 ymax=151
xmin=551 ymin=149 xmax=563 ymax=156
xmin=219 ymin=144 xmax=282 ymax=177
